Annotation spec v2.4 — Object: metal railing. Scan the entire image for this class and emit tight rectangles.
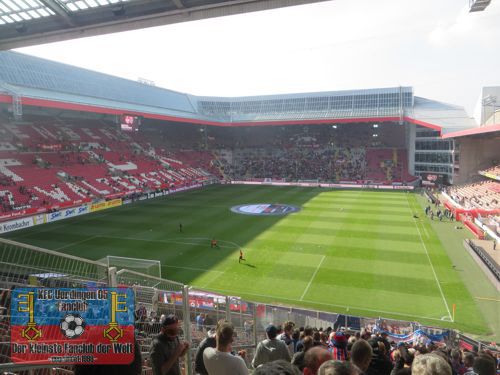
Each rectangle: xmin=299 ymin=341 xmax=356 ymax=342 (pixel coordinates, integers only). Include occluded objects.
xmin=0 ymin=237 xmax=491 ymax=374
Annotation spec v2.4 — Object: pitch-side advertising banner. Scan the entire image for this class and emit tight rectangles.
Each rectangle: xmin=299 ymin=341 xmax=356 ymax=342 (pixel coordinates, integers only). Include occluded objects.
xmin=0 ymin=217 xmax=34 ymax=234
xmin=90 ymin=199 xmax=122 ymax=213
xmin=10 ymin=288 xmax=135 ymax=365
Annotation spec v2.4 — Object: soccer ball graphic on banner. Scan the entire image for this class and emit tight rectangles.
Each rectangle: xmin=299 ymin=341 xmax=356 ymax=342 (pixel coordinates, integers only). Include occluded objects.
xmin=60 ymin=314 xmax=86 ymax=339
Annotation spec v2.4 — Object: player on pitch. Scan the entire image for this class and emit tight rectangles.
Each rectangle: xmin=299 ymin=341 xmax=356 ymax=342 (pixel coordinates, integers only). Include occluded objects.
xmin=210 ymin=239 xmax=219 ymax=249
xmin=239 ymin=249 xmax=245 ymax=263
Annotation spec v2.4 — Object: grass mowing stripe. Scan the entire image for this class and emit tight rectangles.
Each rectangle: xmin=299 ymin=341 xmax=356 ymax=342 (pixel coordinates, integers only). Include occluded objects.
xmin=162 ymin=265 xmax=224 ymax=273
xmin=406 ymin=194 xmax=452 ymax=321
xmin=300 ymin=255 xmax=326 ymax=300
xmin=3 ymin=186 xmax=490 ymax=334
xmin=196 ymin=286 xmax=451 ymax=323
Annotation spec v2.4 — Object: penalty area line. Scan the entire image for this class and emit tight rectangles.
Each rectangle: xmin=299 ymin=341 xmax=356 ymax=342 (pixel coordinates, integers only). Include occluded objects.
xmin=300 ymin=255 xmax=326 ymax=301
xmin=53 ymin=235 xmax=99 ymax=251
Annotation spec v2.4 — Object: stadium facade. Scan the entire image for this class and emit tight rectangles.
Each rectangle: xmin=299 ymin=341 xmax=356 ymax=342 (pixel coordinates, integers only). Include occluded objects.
xmin=0 ymin=51 xmax=480 ymax=183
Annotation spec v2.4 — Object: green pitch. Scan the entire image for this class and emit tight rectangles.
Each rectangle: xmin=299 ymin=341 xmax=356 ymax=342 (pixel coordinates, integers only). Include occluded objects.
xmin=2 ymin=185 xmax=496 ymax=336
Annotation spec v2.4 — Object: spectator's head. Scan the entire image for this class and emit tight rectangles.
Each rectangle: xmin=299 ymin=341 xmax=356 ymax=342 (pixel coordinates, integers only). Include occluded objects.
xmin=472 ymin=355 xmax=496 ymax=375
xmin=284 ymin=321 xmax=295 ymax=335
xmin=350 ymin=339 xmax=373 ymax=372
xmin=318 ymin=360 xmax=360 ymax=375
xmin=411 ymin=353 xmax=452 ymax=375
xmin=331 ymin=331 xmax=348 ymax=348
xmin=253 ymin=359 xmax=302 ymax=375
xmin=292 ymin=328 xmax=301 ymax=341
xmin=451 ymin=349 xmax=461 ymax=362
xmin=160 ymin=314 xmax=179 ymax=337
xmin=216 ymin=320 xmax=234 ymax=349
xmin=304 ymin=326 xmax=314 ymax=336
xmin=266 ymin=324 xmax=278 ymax=339
xmin=304 ymin=347 xmax=332 ymax=375
xmin=313 ymin=331 xmax=321 ymax=343
xmin=463 ymin=352 xmax=475 ymax=368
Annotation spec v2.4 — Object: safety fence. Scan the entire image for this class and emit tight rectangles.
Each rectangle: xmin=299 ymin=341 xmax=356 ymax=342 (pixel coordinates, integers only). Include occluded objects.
xmin=0 ymin=237 xmax=494 ymax=375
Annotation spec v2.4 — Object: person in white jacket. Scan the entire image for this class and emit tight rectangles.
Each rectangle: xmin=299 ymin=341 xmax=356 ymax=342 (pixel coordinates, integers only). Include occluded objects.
xmin=252 ymin=324 xmax=292 ymax=369
xmin=203 ymin=321 xmax=248 ymax=375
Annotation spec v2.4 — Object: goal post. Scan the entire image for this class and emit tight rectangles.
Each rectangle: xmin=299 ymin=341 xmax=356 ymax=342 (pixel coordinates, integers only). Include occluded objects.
xmin=98 ymin=255 xmax=161 ymax=278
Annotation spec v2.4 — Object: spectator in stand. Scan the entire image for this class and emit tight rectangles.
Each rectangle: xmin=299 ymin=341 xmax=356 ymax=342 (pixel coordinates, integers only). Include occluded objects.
xmin=194 ymin=328 xmax=216 ymax=375
xmin=253 ymin=359 xmax=302 ymax=375
xmin=468 ymin=354 xmax=497 ymax=375
xmin=297 ymin=326 xmax=315 ymax=352
xmin=291 ymin=328 xmax=301 ymax=353
xmin=303 ymin=347 xmax=334 ymax=375
xmin=365 ymin=338 xmax=393 ymax=375
xmin=203 ymin=320 xmax=248 ymax=375
xmin=318 ymin=360 xmax=361 ymax=375
xmin=350 ymin=339 xmax=373 ymax=375
xmin=252 ymin=324 xmax=292 ymax=369
xmin=451 ymin=349 xmax=466 ymax=375
xmin=196 ymin=313 xmax=205 ymax=332
xmin=149 ymin=314 xmax=190 ymax=375
xmin=463 ymin=352 xmax=475 ymax=375
xmin=330 ymin=331 xmax=349 ymax=360
xmin=292 ymin=336 xmax=314 ymax=371
xmin=411 ymin=353 xmax=451 ymax=375
xmin=277 ymin=321 xmax=295 ymax=354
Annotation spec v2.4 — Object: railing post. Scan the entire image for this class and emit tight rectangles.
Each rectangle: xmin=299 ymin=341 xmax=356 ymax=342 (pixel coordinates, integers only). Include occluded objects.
xmin=182 ymin=285 xmax=192 ymax=375
xmin=225 ymin=296 xmax=231 ymax=322
xmin=253 ymin=304 xmax=258 ymax=348
xmin=108 ymin=266 xmax=117 ymax=287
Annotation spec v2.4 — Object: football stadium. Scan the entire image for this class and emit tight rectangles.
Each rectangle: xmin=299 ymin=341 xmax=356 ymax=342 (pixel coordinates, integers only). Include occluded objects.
xmin=0 ymin=0 xmax=499 ymax=374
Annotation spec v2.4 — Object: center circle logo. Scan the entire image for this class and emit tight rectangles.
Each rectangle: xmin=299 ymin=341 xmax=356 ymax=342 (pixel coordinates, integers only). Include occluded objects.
xmin=231 ymin=203 xmax=301 ymax=216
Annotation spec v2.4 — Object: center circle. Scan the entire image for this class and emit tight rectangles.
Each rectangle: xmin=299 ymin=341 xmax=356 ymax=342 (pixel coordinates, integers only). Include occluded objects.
xmin=230 ymin=203 xmax=301 ymax=216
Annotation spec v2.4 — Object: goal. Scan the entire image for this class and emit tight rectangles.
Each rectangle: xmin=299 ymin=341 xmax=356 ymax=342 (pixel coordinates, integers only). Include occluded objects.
xmin=98 ymin=255 xmax=161 ymax=278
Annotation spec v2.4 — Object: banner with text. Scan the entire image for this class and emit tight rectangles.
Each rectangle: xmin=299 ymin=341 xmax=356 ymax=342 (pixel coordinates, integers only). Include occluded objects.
xmin=10 ymin=288 xmax=135 ymax=365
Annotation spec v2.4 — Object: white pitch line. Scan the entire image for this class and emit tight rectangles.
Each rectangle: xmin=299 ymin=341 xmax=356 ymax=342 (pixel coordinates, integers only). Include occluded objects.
xmin=195 ymin=286 xmax=450 ymax=323
xmin=161 ymin=265 xmax=224 ymax=273
xmin=54 ymin=235 xmax=98 ymax=251
xmin=100 ymin=235 xmax=238 ymax=249
xmin=406 ymin=195 xmax=453 ymax=321
xmin=300 ymin=255 xmax=326 ymax=301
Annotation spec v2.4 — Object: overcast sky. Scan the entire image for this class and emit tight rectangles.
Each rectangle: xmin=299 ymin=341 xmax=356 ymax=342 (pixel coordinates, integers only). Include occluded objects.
xmin=16 ymin=0 xmax=500 ymax=117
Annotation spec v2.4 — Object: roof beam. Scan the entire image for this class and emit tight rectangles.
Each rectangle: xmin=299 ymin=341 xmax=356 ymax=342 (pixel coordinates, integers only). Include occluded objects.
xmin=0 ymin=0 xmax=330 ymax=50
xmin=38 ymin=0 xmax=77 ymax=27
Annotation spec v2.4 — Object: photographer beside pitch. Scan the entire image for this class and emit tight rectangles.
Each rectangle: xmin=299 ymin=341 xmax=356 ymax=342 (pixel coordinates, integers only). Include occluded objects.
xmin=150 ymin=315 xmax=190 ymax=375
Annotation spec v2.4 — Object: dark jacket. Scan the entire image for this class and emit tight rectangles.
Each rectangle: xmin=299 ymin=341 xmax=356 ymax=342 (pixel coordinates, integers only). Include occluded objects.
xmin=150 ymin=333 xmax=181 ymax=375
xmin=194 ymin=336 xmax=216 ymax=375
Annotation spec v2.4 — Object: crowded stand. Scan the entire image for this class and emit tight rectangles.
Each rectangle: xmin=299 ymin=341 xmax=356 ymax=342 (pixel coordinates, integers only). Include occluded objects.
xmin=213 ymin=123 xmax=416 ymax=183
xmin=446 ymin=181 xmax=500 ymax=210
xmin=0 ymin=121 xmax=219 ymax=216
xmin=0 ymin=120 xmax=422 ymax=217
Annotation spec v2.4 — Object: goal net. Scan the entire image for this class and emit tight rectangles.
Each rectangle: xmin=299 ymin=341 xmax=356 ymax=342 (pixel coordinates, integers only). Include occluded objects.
xmin=98 ymin=255 xmax=161 ymax=278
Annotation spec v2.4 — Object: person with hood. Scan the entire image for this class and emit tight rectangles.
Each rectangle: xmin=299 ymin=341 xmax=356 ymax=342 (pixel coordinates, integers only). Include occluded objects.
xmin=252 ymin=324 xmax=292 ymax=369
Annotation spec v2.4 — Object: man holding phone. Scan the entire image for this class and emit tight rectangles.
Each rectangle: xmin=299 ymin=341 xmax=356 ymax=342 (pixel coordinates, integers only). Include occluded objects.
xmin=150 ymin=314 xmax=190 ymax=375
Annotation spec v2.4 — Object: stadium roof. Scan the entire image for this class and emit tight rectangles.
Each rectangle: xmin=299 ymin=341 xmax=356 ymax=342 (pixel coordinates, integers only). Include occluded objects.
xmin=0 ymin=50 xmax=478 ymax=134
xmin=0 ymin=0 xmax=329 ymax=50
xmin=441 ymin=123 xmax=500 ymax=139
